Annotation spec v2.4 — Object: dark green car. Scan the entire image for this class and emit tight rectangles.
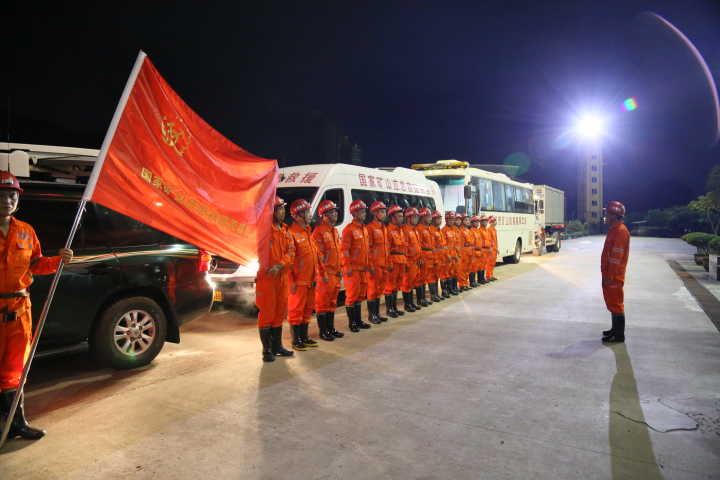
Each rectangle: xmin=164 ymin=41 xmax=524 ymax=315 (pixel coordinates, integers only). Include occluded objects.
xmin=16 ymin=181 xmax=216 ymax=369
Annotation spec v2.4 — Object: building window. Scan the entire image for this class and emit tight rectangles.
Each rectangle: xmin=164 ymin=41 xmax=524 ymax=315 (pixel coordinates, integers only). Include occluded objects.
xmin=591 ymin=165 xmax=597 ymax=171
xmin=591 ymin=177 xmax=597 ymax=183
xmin=591 ymin=200 xmax=597 ymax=206
xmin=592 ymin=188 xmax=597 ymax=195
xmin=591 ymin=212 xmax=597 ymax=218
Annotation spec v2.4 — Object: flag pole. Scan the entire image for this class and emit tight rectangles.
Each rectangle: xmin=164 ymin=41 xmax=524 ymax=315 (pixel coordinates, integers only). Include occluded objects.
xmin=0 ymin=50 xmax=147 ymax=449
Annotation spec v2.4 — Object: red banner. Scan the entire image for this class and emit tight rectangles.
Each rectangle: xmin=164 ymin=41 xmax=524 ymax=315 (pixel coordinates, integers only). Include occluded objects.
xmin=84 ymin=52 xmax=277 ymax=266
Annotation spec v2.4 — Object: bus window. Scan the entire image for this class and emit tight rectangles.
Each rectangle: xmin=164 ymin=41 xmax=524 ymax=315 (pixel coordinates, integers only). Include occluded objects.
xmin=477 ymin=178 xmax=493 ymax=211
xmin=351 ymin=189 xmax=382 ymax=224
xmin=521 ymin=188 xmax=534 ymax=213
xmin=312 ymin=188 xmax=345 ymax=227
xmin=492 ymin=181 xmax=506 ymax=211
xmin=505 ymin=184 xmax=516 ymax=213
xmin=277 ymin=186 xmax=319 ymax=226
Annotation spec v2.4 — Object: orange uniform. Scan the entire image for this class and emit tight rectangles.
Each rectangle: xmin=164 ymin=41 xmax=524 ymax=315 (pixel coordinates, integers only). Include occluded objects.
xmin=257 ymin=222 xmax=295 ymax=328
xmin=287 ymin=222 xmax=318 ymax=325
xmin=442 ymin=224 xmax=459 ymax=280
xmin=384 ymin=223 xmax=406 ymax=294
xmin=416 ymin=223 xmax=435 ymax=285
xmin=486 ymin=225 xmax=498 ymax=278
xmin=312 ymin=222 xmax=341 ymax=313
xmin=601 ymin=222 xmax=630 ymax=314
xmin=471 ymin=227 xmax=485 ymax=273
xmin=478 ymin=226 xmax=493 ymax=274
xmin=341 ymin=220 xmax=369 ymax=305
xmin=430 ymin=225 xmax=445 ymax=282
xmin=1 ymin=218 xmax=61 ymax=391
xmin=366 ymin=219 xmax=389 ymax=301
xmin=401 ymin=224 xmax=421 ymax=292
xmin=459 ymin=227 xmax=475 ymax=288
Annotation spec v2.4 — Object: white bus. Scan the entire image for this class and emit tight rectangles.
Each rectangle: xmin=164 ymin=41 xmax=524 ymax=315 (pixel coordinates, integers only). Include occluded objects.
xmin=411 ymin=159 xmax=536 ymax=263
xmin=211 ymin=163 xmax=444 ymax=307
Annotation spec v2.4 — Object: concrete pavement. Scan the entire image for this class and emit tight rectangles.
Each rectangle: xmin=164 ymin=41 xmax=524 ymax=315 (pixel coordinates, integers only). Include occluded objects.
xmin=1 ymin=236 xmax=719 ymax=479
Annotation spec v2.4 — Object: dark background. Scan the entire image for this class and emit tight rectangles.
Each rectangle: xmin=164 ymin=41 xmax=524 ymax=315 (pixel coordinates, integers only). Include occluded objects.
xmin=5 ymin=1 xmax=720 ymax=217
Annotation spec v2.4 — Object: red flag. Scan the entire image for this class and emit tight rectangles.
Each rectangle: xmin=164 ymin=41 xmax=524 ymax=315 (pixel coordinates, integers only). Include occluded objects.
xmin=84 ymin=52 xmax=277 ymax=266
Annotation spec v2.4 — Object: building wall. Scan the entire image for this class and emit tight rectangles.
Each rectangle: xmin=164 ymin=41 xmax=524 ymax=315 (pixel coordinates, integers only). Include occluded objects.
xmin=577 ymin=143 xmax=603 ymax=223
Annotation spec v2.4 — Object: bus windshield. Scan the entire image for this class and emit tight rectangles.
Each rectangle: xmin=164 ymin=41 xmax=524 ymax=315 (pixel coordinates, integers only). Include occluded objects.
xmin=428 ymin=175 xmax=465 ymax=214
xmin=276 ymin=187 xmax=319 ymax=225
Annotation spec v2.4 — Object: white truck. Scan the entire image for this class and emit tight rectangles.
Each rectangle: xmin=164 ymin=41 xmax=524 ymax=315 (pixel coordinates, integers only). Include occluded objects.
xmin=533 ymin=185 xmax=565 ymax=252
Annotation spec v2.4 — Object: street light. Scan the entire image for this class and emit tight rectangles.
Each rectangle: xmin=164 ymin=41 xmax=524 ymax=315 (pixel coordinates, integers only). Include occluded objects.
xmin=573 ymin=114 xmax=606 ymax=140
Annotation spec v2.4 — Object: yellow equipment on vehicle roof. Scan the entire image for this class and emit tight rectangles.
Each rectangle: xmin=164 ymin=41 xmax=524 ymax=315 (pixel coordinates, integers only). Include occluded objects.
xmin=410 ymin=160 xmax=469 ymax=170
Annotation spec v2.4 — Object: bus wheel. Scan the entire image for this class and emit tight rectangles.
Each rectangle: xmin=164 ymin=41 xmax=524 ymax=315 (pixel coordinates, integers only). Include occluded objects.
xmin=504 ymin=239 xmax=522 ymax=264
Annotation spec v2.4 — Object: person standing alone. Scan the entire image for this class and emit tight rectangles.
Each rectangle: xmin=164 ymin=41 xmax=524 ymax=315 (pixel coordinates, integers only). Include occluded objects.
xmin=601 ymin=201 xmax=630 ymax=343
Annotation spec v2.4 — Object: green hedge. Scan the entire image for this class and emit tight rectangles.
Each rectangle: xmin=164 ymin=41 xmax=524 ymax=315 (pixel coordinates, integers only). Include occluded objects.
xmin=682 ymin=232 xmax=719 ymax=254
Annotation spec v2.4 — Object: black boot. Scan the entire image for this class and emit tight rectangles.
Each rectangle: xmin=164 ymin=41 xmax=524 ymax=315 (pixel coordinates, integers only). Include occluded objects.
xmin=402 ymin=291 xmax=416 ymax=312
xmin=291 ymin=324 xmax=307 ymax=350
xmin=356 ymin=302 xmax=372 ymax=329
xmin=259 ymin=327 xmax=275 ymax=362
xmin=385 ymin=294 xmax=399 ymax=318
xmin=441 ymin=280 xmax=450 ymax=298
xmin=393 ymin=292 xmax=405 ymax=316
xmin=430 ymin=283 xmax=442 ymax=302
xmin=450 ymin=278 xmax=460 ymax=295
xmin=328 ymin=311 xmax=344 ymax=338
xmin=318 ymin=312 xmax=335 ymax=341
xmin=422 ymin=285 xmax=433 ymax=304
xmin=603 ymin=314 xmax=626 ymax=343
xmin=301 ymin=322 xmax=319 ymax=347
xmin=271 ymin=326 xmax=294 ymax=357
xmin=409 ymin=289 xmax=422 ymax=309
xmin=1 ymin=390 xmax=45 ymax=440
xmin=375 ymin=298 xmax=388 ymax=322
xmin=347 ymin=305 xmax=360 ymax=332
xmin=367 ymin=299 xmax=382 ymax=324
xmin=469 ymin=272 xmax=478 ymax=287
xmin=479 ymin=270 xmax=488 ymax=284
xmin=417 ymin=286 xmax=430 ymax=307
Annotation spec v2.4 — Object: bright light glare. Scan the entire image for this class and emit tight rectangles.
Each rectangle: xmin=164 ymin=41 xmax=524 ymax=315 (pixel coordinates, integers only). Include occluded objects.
xmin=574 ymin=115 xmax=605 ymax=139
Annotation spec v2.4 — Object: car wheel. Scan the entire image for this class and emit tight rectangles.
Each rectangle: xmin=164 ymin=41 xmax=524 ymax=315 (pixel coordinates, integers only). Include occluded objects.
xmin=554 ymin=233 xmax=561 ymax=252
xmin=91 ymin=296 xmax=167 ymax=369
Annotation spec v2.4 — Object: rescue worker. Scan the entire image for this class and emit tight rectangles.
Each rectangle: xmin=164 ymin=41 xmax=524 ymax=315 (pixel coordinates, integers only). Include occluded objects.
xmin=442 ymin=212 xmax=460 ymax=295
xmin=470 ymin=216 xmax=484 ymax=287
xmin=0 ymin=171 xmax=73 ymax=440
xmin=383 ymin=205 xmax=406 ymax=318
xmin=478 ymin=215 xmax=493 ymax=284
xmin=601 ymin=201 xmax=630 ymax=343
xmin=429 ymin=210 xmax=446 ymax=301
xmin=342 ymin=200 xmax=372 ymax=332
xmin=257 ymin=196 xmax=295 ymax=362
xmin=416 ymin=208 xmax=434 ymax=306
xmin=459 ymin=214 xmax=474 ymax=291
xmin=312 ymin=200 xmax=344 ymax=341
xmin=366 ymin=201 xmax=390 ymax=324
xmin=287 ymin=199 xmax=319 ymax=350
xmin=401 ymin=207 xmax=422 ymax=311
xmin=486 ymin=216 xmax=499 ymax=282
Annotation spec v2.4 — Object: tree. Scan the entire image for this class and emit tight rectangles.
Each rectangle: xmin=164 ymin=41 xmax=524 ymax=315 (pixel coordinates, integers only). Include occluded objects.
xmin=689 ymin=194 xmax=720 ymax=235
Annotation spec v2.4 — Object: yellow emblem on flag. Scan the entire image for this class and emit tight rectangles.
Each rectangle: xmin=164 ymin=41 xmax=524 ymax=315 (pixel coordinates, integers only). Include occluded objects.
xmin=160 ymin=116 xmax=191 ymax=156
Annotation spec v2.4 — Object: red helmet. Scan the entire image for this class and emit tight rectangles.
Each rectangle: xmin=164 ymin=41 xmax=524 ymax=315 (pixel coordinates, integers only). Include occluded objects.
xmin=274 ymin=196 xmax=286 ymax=208
xmin=317 ymin=199 xmax=338 ymax=216
xmin=606 ymin=201 xmax=626 ymax=217
xmin=418 ymin=207 xmax=431 ymax=217
xmin=349 ymin=199 xmax=368 ymax=213
xmin=387 ymin=205 xmax=403 ymax=216
xmin=0 ymin=171 xmax=23 ymax=193
xmin=479 ymin=215 xmax=489 ymax=222
xmin=404 ymin=207 xmax=419 ymax=217
xmin=290 ymin=199 xmax=311 ymax=216
xmin=431 ymin=210 xmax=442 ymax=219
xmin=456 ymin=213 xmax=467 ymax=219
xmin=470 ymin=216 xmax=480 ymax=222
xmin=370 ymin=201 xmax=387 ymax=213
xmin=445 ymin=211 xmax=455 ymax=219
xmin=488 ymin=216 xmax=496 ymax=223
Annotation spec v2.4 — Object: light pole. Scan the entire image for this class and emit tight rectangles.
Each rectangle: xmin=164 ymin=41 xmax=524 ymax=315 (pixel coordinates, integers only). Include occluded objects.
xmin=573 ymin=114 xmax=606 ymax=229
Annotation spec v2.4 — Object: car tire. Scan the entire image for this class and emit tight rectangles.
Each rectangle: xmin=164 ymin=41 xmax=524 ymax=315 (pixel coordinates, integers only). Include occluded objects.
xmin=91 ymin=296 xmax=167 ymax=370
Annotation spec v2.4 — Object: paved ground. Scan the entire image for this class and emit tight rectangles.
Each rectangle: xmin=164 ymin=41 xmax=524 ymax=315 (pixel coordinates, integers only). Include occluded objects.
xmin=1 ymin=236 xmax=719 ymax=479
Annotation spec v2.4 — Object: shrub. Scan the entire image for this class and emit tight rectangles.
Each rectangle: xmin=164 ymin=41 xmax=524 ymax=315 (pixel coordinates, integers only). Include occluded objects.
xmin=709 ymin=236 xmax=720 ymax=254
xmin=681 ymin=232 xmax=716 ymax=255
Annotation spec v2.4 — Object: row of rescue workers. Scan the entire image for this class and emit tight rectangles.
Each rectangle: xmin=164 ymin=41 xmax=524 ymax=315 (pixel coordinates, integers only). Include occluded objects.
xmin=257 ymin=194 xmax=500 ymax=362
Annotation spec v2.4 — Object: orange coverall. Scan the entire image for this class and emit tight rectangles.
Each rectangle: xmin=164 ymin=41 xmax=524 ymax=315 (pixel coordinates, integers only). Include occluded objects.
xmin=384 ymin=223 xmax=406 ymax=294
xmin=312 ymin=222 xmax=341 ymax=313
xmin=1 ymin=218 xmax=61 ymax=391
xmin=416 ymin=223 xmax=435 ymax=285
xmin=257 ymin=222 xmax=295 ymax=328
xmin=288 ymin=222 xmax=318 ymax=325
xmin=601 ymin=222 xmax=630 ymax=314
xmin=366 ymin=219 xmax=389 ymax=301
xmin=472 ymin=227 xmax=485 ymax=274
xmin=459 ymin=227 xmax=475 ymax=288
xmin=442 ymin=224 xmax=459 ymax=280
xmin=479 ymin=226 xmax=493 ymax=275
xmin=486 ymin=225 xmax=498 ymax=278
xmin=430 ymin=225 xmax=445 ymax=282
xmin=341 ymin=220 xmax=369 ymax=305
xmin=401 ymin=224 xmax=421 ymax=292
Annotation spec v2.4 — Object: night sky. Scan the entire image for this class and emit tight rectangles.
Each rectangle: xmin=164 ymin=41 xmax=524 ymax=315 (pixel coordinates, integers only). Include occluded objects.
xmin=6 ymin=1 xmax=720 ymax=217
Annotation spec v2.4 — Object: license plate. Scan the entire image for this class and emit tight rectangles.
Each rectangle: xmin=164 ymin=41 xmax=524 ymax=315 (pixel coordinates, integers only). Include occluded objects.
xmin=213 ymin=290 xmax=223 ymax=302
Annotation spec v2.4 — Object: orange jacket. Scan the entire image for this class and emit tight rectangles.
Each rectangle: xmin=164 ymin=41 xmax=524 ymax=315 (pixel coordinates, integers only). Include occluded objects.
xmin=288 ymin=222 xmax=318 ymax=286
xmin=387 ymin=223 xmax=407 ymax=265
xmin=471 ymin=227 xmax=485 ymax=257
xmin=312 ymin=221 xmax=341 ymax=278
xmin=430 ymin=225 xmax=446 ymax=264
xmin=416 ymin=223 xmax=434 ymax=264
xmin=461 ymin=227 xmax=475 ymax=254
xmin=601 ymin=222 xmax=630 ymax=281
xmin=442 ymin=225 xmax=459 ymax=261
xmin=402 ymin=224 xmax=421 ymax=263
xmin=366 ymin=220 xmax=389 ymax=267
xmin=489 ymin=225 xmax=498 ymax=252
xmin=341 ymin=220 xmax=369 ymax=271
xmin=479 ymin=226 xmax=493 ymax=251
xmin=258 ymin=222 xmax=294 ymax=279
